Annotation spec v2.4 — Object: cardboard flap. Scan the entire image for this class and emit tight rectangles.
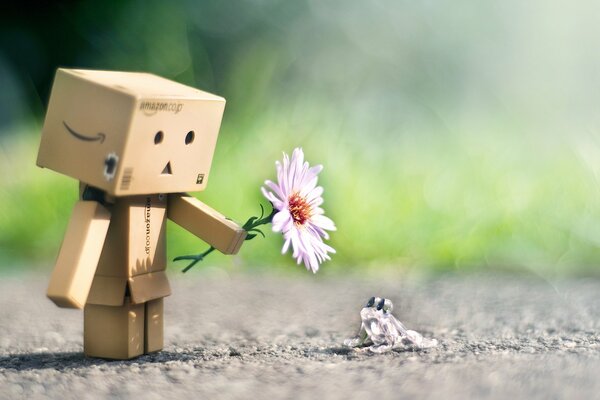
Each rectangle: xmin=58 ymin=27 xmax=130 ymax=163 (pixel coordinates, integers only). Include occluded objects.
xmin=128 ymin=271 xmax=171 ymax=304
xmin=87 ymin=275 xmax=127 ymax=306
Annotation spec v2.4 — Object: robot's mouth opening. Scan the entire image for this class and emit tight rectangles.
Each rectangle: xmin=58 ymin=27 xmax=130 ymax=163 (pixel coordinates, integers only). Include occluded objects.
xmin=161 ymin=162 xmax=173 ymax=175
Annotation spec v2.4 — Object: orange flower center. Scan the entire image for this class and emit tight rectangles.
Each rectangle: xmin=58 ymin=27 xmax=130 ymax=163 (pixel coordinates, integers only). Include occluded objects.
xmin=288 ymin=192 xmax=311 ymax=226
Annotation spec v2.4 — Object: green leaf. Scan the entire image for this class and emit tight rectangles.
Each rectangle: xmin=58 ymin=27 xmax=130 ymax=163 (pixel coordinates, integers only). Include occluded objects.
xmin=173 ymin=255 xmax=198 ymax=261
xmin=248 ymin=228 xmax=265 ymax=238
xmin=242 ymin=216 xmax=258 ymax=230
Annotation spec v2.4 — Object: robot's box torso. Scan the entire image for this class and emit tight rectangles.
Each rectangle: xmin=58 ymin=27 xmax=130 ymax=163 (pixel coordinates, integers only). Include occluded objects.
xmin=86 ymin=193 xmax=171 ymax=307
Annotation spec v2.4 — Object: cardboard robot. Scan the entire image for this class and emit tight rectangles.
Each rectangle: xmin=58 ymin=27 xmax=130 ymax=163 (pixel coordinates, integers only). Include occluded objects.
xmin=37 ymin=69 xmax=246 ymax=359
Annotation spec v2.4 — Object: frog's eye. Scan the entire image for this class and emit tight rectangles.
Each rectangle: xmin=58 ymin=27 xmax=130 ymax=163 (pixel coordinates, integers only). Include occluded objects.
xmin=366 ymin=297 xmax=376 ymax=307
xmin=377 ymin=298 xmax=386 ymax=311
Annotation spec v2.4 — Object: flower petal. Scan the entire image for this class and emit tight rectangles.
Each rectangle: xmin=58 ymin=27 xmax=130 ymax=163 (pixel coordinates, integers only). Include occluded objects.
xmin=264 ymin=180 xmax=285 ymax=201
xmin=312 ymin=214 xmax=337 ymax=231
xmin=272 ymin=209 xmax=292 ymax=233
xmin=281 ymin=236 xmax=292 ymax=254
xmin=261 ymin=187 xmax=285 ymax=210
xmin=305 ymin=186 xmax=324 ymax=203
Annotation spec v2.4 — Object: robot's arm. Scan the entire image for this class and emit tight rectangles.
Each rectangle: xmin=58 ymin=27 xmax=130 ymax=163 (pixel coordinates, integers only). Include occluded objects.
xmin=167 ymin=193 xmax=246 ymax=255
xmin=46 ymin=201 xmax=111 ymax=309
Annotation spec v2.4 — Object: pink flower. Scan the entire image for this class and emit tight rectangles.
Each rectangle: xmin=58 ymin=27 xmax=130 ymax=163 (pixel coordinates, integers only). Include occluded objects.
xmin=261 ymin=148 xmax=336 ymax=273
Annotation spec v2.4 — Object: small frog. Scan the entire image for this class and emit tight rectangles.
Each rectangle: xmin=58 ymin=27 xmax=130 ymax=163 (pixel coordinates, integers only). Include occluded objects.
xmin=344 ymin=297 xmax=437 ymax=353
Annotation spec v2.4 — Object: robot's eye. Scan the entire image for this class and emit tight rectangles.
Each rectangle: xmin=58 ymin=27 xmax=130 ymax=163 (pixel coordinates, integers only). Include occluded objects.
xmin=154 ymin=131 xmax=164 ymax=144
xmin=185 ymin=130 xmax=195 ymax=145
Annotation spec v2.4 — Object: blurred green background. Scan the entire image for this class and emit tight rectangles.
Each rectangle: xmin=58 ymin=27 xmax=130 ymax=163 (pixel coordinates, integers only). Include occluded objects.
xmin=2 ymin=0 xmax=600 ymax=276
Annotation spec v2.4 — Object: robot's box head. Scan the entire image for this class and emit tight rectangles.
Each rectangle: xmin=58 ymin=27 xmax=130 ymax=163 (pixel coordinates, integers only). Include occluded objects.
xmin=37 ymin=69 xmax=226 ymax=196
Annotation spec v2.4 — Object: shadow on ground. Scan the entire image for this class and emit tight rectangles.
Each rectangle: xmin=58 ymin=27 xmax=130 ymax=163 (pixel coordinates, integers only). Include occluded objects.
xmin=0 ymin=344 xmax=428 ymax=372
xmin=0 ymin=349 xmax=241 ymax=371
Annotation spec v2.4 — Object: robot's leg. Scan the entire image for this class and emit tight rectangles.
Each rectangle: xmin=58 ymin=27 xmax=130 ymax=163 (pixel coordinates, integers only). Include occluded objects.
xmin=144 ymin=298 xmax=164 ymax=354
xmin=83 ymin=298 xmax=144 ymax=359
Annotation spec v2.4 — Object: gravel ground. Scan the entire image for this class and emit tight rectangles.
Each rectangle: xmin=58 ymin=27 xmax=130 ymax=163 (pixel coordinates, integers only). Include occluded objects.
xmin=1 ymin=270 xmax=599 ymax=399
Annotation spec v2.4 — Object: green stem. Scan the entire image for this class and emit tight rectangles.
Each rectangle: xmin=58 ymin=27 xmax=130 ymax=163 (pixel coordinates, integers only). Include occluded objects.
xmin=174 ymin=204 xmax=276 ymax=273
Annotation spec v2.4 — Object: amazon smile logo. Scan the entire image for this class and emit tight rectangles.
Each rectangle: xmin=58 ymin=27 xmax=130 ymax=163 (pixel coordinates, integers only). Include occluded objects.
xmin=63 ymin=121 xmax=106 ymax=143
